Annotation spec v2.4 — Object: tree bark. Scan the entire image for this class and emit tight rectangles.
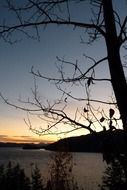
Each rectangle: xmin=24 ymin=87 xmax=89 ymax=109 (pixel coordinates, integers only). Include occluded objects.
xmin=102 ymin=0 xmax=127 ymax=130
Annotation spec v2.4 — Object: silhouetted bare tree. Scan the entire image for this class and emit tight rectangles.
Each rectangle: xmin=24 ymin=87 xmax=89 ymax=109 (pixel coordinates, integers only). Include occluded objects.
xmin=0 ymin=0 xmax=125 ymax=134
xmin=1 ymin=0 xmax=127 ymax=185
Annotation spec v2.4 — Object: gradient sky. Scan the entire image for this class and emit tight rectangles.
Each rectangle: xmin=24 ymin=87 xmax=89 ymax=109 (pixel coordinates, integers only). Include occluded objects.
xmin=0 ymin=0 xmax=127 ymax=143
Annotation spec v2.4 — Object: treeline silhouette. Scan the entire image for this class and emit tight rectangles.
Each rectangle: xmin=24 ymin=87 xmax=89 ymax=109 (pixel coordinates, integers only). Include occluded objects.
xmin=0 ymin=162 xmax=42 ymax=190
xmin=0 ymin=152 xmax=83 ymax=190
xmin=0 ymin=152 xmax=126 ymax=190
xmin=45 ymin=130 xmax=127 ymax=153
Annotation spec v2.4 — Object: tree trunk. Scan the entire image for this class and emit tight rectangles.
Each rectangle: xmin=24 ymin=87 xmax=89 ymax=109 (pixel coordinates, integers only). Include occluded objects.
xmin=102 ymin=0 xmax=127 ymax=130
xmin=102 ymin=0 xmax=127 ymax=183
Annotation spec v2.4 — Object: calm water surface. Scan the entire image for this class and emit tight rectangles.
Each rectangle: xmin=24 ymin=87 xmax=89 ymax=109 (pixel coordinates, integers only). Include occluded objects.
xmin=0 ymin=148 xmax=107 ymax=190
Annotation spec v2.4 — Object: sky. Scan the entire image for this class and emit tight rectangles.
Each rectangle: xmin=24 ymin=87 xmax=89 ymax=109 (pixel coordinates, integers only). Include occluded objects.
xmin=0 ymin=0 xmax=127 ymax=143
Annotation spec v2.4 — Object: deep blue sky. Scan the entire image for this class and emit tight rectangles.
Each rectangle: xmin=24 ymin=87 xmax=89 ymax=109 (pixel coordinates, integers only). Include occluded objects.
xmin=0 ymin=0 xmax=127 ymax=143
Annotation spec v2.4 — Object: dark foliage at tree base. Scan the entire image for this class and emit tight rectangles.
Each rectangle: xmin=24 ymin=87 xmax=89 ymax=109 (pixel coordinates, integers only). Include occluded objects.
xmin=0 ymin=161 xmax=83 ymax=190
xmin=100 ymin=159 xmax=127 ymax=190
xmin=0 ymin=162 xmax=30 ymax=190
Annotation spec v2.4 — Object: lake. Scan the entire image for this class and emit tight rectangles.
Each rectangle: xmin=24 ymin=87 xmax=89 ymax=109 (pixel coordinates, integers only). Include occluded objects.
xmin=0 ymin=148 xmax=107 ymax=190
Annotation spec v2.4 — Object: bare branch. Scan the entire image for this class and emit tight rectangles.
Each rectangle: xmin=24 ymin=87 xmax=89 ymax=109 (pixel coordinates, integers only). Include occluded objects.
xmin=56 ymin=85 xmax=116 ymax=105
xmin=0 ymin=91 xmax=95 ymax=135
xmin=118 ymin=16 xmax=127 ymax=45
xmin=0 ymin=19 xmax=106 ymax=38
xmin=30 ymin=56 xmax=109 ymax=84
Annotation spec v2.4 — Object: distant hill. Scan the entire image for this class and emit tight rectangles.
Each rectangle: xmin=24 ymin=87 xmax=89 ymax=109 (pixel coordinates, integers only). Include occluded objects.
xmin=0 ymin=142 xmax=47 ymax=149
xmin=45 ymin=130 xmax=127 ymax=153
xmin=0 ymin=142 xmax=24 ymax=148
xmin=22 ymin=143 xmax=47 ymax=149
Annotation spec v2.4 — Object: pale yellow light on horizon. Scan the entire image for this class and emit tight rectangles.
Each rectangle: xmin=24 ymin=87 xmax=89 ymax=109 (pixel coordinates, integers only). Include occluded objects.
xmin=0 ymin=117 xmax=57 ymax=143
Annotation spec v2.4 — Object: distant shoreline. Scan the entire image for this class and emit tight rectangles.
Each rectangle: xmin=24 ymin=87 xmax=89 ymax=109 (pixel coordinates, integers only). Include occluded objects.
xmin=0 ymin=142 xmax=48 ymax=149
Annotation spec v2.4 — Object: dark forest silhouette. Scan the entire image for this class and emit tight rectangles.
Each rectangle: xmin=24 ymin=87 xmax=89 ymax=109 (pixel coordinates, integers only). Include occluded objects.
xmin=0 ymin=151 xmax=83 ymax=190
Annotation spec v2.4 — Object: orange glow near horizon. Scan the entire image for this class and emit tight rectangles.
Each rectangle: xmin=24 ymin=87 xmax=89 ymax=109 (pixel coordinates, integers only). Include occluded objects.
xmin=0 ymin=135 xmax=55 ymax=144
xmin=0 ymin=103 xmax=88 ymax=144
xmin=0 ymin=99 xmax=120 ymax=144
xmin=0 ymin=117 xmax=57 ymax=144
